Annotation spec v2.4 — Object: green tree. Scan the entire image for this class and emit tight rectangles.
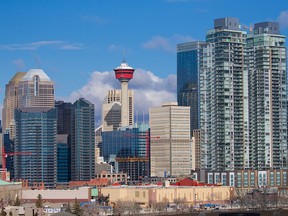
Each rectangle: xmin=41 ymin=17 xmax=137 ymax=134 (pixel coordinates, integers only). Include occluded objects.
xmin=72 ymin=198 xmax=83 ymax=216
xmin=13 ymin=196 xmax=20 ymax=206
xmin=35 ymin=194 xmax=43 ymax=208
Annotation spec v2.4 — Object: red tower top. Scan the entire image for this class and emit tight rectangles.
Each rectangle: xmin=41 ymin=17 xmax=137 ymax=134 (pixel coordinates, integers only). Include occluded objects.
xmin=114 ymin=59 xmax=135 ymax=82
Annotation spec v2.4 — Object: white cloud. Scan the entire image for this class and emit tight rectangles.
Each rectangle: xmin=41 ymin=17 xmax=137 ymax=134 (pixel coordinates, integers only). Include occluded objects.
xmin=13 ymin=58 xmax=25 ymax=70
xmin=278 ymin=11 xmax=288 ymax=29
xmin=81 ymin=15 xmax=108 ymax=25
xmin=0 ymin=41 xmax=84 ymax=51
xmin=141 ymin=34 xmax=195 ymax=52
xmin=69 ymin=69 xmax=176 ymax=125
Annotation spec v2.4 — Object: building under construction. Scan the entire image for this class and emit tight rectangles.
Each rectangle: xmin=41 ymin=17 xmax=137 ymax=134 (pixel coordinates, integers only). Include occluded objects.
xmin=102 ymin=124 xmax=150 ymax=183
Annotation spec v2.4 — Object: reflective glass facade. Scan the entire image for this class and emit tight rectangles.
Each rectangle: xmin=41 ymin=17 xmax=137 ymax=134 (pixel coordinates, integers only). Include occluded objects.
xmin=70 ymin=98 xmax=95 ymax=181
xmin=177 ymin=42 xmax=204 ymax=132
xmin=14 ymin=107 xmax=57 ymax=188
xmin=102 ymin=124 xmax=149 ymax=181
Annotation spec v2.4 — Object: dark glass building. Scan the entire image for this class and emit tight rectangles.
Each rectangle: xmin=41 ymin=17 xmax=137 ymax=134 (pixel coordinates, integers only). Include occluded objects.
xmin=57 ymin=134 xmax=69 ymax=183
xmin=177 ymin=41 xmax=204 ymax=132
xmin=14 ymin=107 xmax=57 ymax=188
xmin=102 ymin=124 xmax=149 ymax=182
xmin=55 ymin=101 xmax=72 ymax=134
xmin=70 ymin=98 xmax=95 ymax=181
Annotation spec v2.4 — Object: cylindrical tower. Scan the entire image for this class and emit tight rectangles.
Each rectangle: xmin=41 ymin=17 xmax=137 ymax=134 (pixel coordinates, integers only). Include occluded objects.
xmin=114 ymin=59 xmax=135 ymax=127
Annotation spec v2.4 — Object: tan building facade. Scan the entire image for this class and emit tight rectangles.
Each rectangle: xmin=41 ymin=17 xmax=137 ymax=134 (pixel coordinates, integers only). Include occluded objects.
xmin=2 ymin=72 xmax=26 ymax=133
xmin=18 ymin=69 xmax=54 ymax=108
xmin=150 ymin=102 xmax=191 ymax=177
xmin=102 ymin=89 xmax=134 ymax=131
xmin=100 ymin=185 xmax=232 ymax=205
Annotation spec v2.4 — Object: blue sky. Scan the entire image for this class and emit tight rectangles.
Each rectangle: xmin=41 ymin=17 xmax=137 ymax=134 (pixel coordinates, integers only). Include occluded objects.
xmin=1 ymin=0 xmax=288 ymax=124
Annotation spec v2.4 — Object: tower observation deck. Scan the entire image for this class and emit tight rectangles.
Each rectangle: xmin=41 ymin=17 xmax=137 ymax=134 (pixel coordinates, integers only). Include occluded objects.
xmin=114 ymin=59 xmax=135 ymax=127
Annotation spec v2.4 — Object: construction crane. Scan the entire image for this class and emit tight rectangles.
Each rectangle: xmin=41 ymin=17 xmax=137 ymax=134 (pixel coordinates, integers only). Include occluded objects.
xmin=1 ymin=145 xmax=31 ymax=181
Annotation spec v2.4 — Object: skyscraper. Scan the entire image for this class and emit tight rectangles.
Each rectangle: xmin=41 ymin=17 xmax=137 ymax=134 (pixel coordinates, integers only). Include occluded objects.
xmin=18 ymin=69 xmax=54 ymax=108
xmin=2 ymin=72 xmax=26 ymax=135
xmin=70 ymin=98 xmax=95 ymax=181
xmin=199 ymin=17 xmax=249 ymax=171
xmin=14 ymin=107 xmax=57 ymax=188
xmin=102 ymin=124 xmax=149 ymax=182
xmin=149 ymin=102 xmax=191 ymax=177
xmin=102 ymin=89 xmax=134 ymax=131
xmin=247 ymin=22 xmax=287 ymax=169
xmin=55 ymin=101 xmax=72 ymax=135
xmin=177 ymin=41 xmax=205 ymax=132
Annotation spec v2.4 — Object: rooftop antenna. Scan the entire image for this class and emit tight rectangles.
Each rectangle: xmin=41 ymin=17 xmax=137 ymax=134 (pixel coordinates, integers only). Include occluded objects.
xmin=122 ymin=47 xmax=126 ymax=62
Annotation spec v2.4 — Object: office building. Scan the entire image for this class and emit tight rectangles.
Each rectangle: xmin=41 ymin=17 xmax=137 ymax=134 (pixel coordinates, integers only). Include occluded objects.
xmin=14 ymin=107 xmax=57 ymax=188
xmin=102 ymin=89 xmax=134 ymax=132
xmin=70 ymin=98 xmax=95 ymax=181
xmin=247 ymin=22 xmax=287 ymax=169
xmin=102 ymin=124 xmax=149 ymax=182
xmin=199 ymin=17 xmax=249 ymax=171
xmin=55 ymin=101 xmax=72 ymax=134
xmin=18 ymin=69 xmax=54 ymax=108
xmin=177 ymin=41 xmax=205 ymax=132
xmin=57 ymin=134 xmax=69 ymax=183
xmin=149 ymin=102 xmax=191 ymax=177
xmin=2 ymin=72 xmax=26 ymax=136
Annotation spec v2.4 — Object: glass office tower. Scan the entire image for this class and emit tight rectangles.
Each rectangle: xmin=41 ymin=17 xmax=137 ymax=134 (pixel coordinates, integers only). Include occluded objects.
xmin=14 ymin=107 xmax=57 ymax=188
xmin=177 ymin=41 xmax=204 ymax=132
xmin=70 ymin=98 xmax=95 ymax=181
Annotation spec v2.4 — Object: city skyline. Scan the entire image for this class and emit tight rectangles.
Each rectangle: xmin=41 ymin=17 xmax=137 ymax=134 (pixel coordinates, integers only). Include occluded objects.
xmin=0 ymin=0 xmax=288 ymax=125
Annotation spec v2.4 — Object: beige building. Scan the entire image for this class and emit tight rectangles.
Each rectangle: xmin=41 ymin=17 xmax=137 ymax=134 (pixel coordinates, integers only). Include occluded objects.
xmin=149 ymin=102 xmax=191 ymax=177
xmin=102 ymin=89 xmax=134 ymax=131
xmin=21 ymin=187 xmax=91 ymax=202
xmin=0 ymin=180 xmax=22 ymax=201
xmin=2 ymin=72 xmax=26 ymax=134
xmin=100 ymin=185 xmax=232 ymax=205
xmin=18 ymin=69 xmax=54 ymax=108
xmin=192 ymin=129 xmax=201 ymax=170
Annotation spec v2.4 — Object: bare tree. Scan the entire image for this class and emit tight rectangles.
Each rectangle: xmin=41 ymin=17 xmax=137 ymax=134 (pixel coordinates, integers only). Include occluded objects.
xmin=149 ymin=198 xmax=169 ymax=213
xmin=113 ymin=200 xmax=141 ymax=215
xmin=173 ymin=197 xmax=188 ymax=212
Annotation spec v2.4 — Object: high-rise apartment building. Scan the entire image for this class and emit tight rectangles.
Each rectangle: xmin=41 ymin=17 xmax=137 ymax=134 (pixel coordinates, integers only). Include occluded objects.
xmin=102 ymin=89 xmax=134 ymax=132
xmin=2 ymin=72 xmax=26 ymax=135
xmin=149 ymin=102 xmax=191 ymax=177
xmin=177 ymin=41 xmax=205 ymax=132
xmin=199 ymin=17 xmax=249 ymax=171
xmin=70 ymin=98 xmax=95 ymax=181
xmin=18 ymin=69 xmax=54 ymax=108
xmin=247 ymin=22 xmax=287 ymax=169
xmin=199 ymin=17 xmax=287 ymax=172
xmin=14 ymin=107 xmax=57 ymax=188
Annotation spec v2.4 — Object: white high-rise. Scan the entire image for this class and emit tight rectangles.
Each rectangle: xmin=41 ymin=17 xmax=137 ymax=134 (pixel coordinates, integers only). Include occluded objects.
xmin=247 ymin=22 xmax=287 ymax=169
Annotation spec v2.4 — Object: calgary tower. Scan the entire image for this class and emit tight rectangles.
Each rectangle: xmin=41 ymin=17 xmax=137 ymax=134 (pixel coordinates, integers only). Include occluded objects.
xmin=114 ymin=59 xmax=135 ymax=127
